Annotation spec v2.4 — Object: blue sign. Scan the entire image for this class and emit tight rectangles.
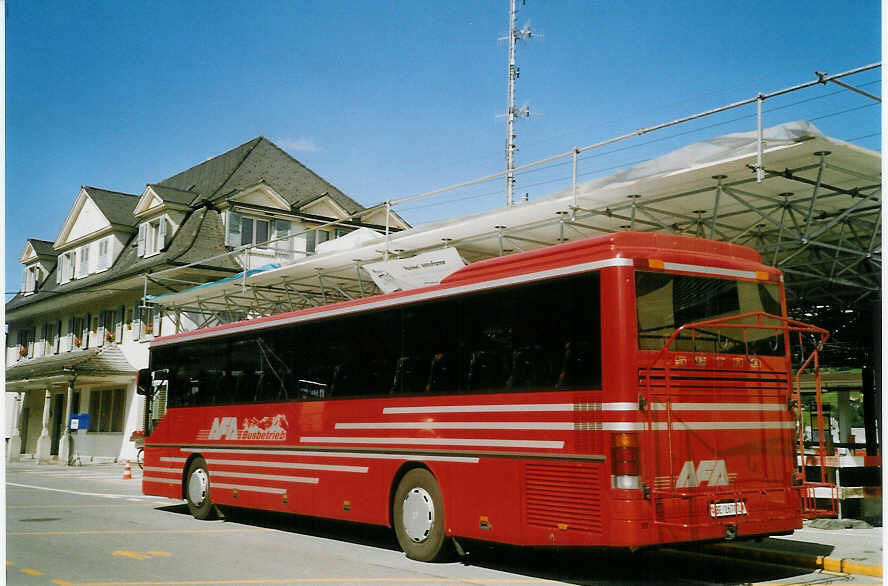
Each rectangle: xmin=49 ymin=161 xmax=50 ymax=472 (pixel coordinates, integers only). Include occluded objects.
xmin=70 ymin=413 xmax=90 ymax=430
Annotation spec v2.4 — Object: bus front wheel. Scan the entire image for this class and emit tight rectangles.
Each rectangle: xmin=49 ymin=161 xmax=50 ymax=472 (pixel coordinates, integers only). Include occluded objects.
xmin=185 ymin=457 xmax=215 ymax=520
xmin=392 ymin=468 xmax=451 ymax=562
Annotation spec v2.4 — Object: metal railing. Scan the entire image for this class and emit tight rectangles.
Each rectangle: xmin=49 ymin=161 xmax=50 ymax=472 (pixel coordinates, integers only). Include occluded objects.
xmin=639 ymin=312 xmax=835 ymax=529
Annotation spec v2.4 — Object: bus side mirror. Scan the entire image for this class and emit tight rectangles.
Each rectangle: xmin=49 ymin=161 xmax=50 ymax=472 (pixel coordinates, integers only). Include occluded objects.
xmin=137 ymin=368 xmax=154 ymax=397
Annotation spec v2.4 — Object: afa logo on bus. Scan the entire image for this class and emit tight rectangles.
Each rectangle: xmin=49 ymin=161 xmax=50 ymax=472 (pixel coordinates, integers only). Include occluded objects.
xmin=207 ymin=415 xmax=289 ymax=441
xmin=674 ymin=459 xmax=730 ymax=488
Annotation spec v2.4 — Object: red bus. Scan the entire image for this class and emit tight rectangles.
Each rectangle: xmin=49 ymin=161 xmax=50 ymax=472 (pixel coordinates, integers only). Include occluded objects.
xmin=139 ymin=232 xmax=827 ymax=560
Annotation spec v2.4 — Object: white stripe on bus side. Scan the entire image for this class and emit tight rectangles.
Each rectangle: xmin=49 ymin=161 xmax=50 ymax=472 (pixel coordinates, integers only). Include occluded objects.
xmin=662 ymin=261 xmax=758 ymax=280
xmin=382 ymin=403 xmax=574 ymax=414
xmin=299 ymin=437 xmax=565 ymax=449
xmin=335 ymin=421 xmax=574 ymax=431
xmin=604 ymin=421 xmax=795 ymax=431
xmin=212 ymin=482 xmax=288 ymax=494
xmin=651 ymin=402 xmax=787 ymax=411
xmin=205 ymin=458 xmax=367 ymax=473
xmin=142 ymin=475 xmax=182 ymax=485
xmin=180 ymin=447 xmax=480 ymax=463
xmin=142 ymin=466 xmax=182 ymax=474
xmin=210 ymin=470 xmax=319 ymax=484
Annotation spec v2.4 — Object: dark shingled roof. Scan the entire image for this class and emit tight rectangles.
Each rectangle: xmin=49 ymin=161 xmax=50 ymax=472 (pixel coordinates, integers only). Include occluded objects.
xmin=7 ymin=137 xmax=362 ymax=313
xmin=6 ymin=206 xmax=240 ymax=312
xmin=27 ymin=239 xmax=57 ymax=258
xmin=158 ymin=137 xmax=364 ymax=214
xmin=82 ymin=186 xmax=140 ymax=227
xmin=6 ymin=345 xmax=136 ymax=383
xmin=146 ymin=184 xmax=198 ymax=207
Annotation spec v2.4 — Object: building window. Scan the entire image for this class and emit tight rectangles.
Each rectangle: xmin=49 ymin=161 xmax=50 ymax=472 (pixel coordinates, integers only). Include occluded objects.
xmin=226 ymin=211 xmax=284 ymax=249
xmin=22 ymin=265 xmax=40 ymax=294
xmin=57 ymin=251 xmax=76 ymax=284
xmin=88 ymin=389 xmax=126 ymax=432
xmin=138 ymin=217 xmax=166 ymax=257
xmin=241 ymin=217 xmax=270 ymax=248
xmin=71 ymin=316 xmax=84 ymax=350
xmin=45 ymin=323 xmax=57 ymax=355
xmin=16 ymin=329 xmax=34 ymax=360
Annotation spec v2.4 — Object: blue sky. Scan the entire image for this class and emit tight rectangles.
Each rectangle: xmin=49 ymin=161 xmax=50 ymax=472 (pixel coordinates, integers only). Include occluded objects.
xmin=5 ymin=0 xmax=881 ymax=296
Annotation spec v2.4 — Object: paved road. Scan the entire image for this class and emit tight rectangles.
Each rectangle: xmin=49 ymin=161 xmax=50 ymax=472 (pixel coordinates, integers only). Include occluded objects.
xmin=5 ymin=462 xmax=878 ymax=585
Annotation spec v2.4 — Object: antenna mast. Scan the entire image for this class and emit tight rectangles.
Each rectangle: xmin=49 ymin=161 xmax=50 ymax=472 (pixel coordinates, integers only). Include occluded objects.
xmin=505 ymin=0 xmax=532 ymax=207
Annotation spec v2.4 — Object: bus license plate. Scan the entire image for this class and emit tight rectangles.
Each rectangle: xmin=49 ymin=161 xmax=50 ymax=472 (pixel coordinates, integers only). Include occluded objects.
xmin=710 ymin=501 xmax=747 ymax=518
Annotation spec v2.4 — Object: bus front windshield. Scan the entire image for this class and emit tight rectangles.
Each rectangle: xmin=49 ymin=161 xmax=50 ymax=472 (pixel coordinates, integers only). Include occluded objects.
xmin=635 ymin=271 xmax=784 ymax=355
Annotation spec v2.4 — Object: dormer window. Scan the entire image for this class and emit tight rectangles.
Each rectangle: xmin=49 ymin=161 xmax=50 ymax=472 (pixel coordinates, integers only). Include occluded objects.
xmin=241 ymin=216 xmax=270 ymax=248
xmin=138 ymin=217 xmax=167 ymax=257
xmin=22 ymin=265 xmax=41 ymax=294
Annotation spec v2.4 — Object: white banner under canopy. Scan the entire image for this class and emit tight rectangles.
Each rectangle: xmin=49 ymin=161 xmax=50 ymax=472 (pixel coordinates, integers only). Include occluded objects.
xmin=364 ymin=247 xmax=466 ymax=293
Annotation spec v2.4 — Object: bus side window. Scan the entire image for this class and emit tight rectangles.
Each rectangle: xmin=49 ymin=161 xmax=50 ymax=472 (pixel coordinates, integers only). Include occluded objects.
xmin=507 ymin=344 xmax=547 ymax=389
xmin=425 ymin=352 xmax=453 ymax=392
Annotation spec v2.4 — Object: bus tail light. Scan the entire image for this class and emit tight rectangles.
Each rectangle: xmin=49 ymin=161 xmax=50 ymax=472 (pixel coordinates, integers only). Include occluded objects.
xmin=611 ymin=432 xmax=641 ymax=490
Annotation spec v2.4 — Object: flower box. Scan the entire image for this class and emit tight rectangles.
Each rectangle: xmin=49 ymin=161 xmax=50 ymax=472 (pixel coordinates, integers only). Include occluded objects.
xmin=18 ymin=347 xmax=28 ymax=356
xmin=105 ymin=331 xmax=115 ymax=342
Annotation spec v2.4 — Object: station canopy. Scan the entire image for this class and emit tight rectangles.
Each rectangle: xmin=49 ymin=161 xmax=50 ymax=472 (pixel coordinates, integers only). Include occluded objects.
xmin=148 ymin=120 xmax=881 ymax=324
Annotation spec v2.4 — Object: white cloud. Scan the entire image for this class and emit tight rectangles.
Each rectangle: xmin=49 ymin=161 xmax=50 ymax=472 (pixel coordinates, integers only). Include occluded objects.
xmin=277 ymin=137 xmax=321 ymax=152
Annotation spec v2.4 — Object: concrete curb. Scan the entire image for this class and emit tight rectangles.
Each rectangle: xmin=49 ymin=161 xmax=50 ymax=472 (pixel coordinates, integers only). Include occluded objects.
xmin=703 ymin=543 xmax=882 ymax=578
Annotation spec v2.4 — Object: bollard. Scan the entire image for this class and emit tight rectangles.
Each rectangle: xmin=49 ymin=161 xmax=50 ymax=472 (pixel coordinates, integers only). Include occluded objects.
xmin=122 ymin=459 xmax=132 ymax=480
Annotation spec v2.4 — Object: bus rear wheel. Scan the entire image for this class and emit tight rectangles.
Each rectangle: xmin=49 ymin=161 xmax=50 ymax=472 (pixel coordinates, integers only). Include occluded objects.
xmin=392 ymin=468 xmax=452 ymax=562
xmin=185 ymin=457 xmax=215 ymax=520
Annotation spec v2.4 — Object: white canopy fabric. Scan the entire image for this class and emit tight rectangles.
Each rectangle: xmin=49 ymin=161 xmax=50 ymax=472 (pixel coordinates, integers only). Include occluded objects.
xmin=149 ymin=121 xmax=880 ymax=320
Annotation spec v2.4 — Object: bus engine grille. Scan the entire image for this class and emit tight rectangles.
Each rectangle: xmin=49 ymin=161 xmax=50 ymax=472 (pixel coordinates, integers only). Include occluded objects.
xmin=524 ymin=462 xmax=602 ymax=534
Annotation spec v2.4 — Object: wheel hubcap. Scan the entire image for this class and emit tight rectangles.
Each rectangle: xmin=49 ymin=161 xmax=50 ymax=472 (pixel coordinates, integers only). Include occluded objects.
xmin=188 ymin=468 xmax=208 ymax=506
xmin=402 ymin=487 xmax=435 ymax=542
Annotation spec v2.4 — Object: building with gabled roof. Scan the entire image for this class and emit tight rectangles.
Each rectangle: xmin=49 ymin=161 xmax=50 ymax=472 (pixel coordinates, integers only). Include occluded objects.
xmin=5 ymin=137 xmax=405 ymax=464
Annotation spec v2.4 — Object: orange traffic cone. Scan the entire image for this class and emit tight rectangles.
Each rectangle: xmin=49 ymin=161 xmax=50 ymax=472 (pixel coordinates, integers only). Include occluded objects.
xmin=122 ymin=460 xmax=132 ymax=480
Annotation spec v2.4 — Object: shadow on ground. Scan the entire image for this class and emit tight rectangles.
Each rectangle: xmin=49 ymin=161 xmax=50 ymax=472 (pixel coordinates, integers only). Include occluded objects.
xmin=155 ymin=503 xmax=812 ymax=585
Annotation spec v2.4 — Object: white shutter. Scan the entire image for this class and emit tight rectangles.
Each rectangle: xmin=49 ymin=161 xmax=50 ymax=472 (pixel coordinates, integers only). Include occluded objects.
xmin=38 ymin=324 xmax=47 ymax=355
xmin=158 ymin=217 xmax=168 ymax=250
xmin=78 ymin=245 xmax=90 ymax=276
xmin=225 ymin=211 xmax=242 ymax=246
xmin=82 ymin=314 xmax=90 ymax=348
xmin=273 ymin=220 xmax=291 ymax=252
xmin=22 ymin=268 xmax=28 ymax=293
xmin=98 ymin=239 xmax=108 ymax=269
xmin=138 ymin=223 xmax=147 ymax=257
xmin=115 ymin=306 xmax=125 ymax=341
xmin=133 ymin=304 xmax=141 ymax=341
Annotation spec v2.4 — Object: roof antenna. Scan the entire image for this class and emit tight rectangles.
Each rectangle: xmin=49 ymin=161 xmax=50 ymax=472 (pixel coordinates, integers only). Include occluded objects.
xmin=501 ymin=0 xmax=533 ymax=207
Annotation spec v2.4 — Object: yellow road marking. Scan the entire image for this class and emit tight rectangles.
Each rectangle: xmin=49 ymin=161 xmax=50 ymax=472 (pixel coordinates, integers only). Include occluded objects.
xmin=52 ymin=580 xmax=73 ymax=585
xmin=112 ymin=550 xmax=171 ymax=560
xmin=21 ymin=567 xmax=44 ymax=576
xmin=9 ymin=528 xmax=269 ymax=536
xmin=5 ymin=561 xmax=12 ymax=566
xmin=114 ymin=551 xmax=151 ymax=560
